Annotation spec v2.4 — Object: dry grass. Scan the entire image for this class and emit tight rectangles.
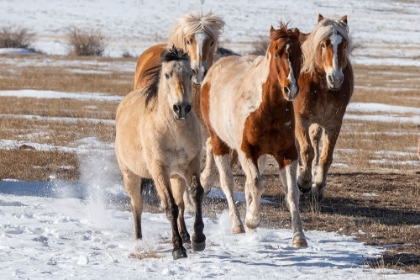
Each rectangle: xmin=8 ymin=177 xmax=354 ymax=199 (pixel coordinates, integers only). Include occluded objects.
xmin=128 ymin=243 xmax=164 ymax=260
xmin=0 ymin=54 xmax=419 ymax=274
xmin=67 ymin=27 xmax=105 ymax=56
xmin=0 ymin=26 xmax=35 ymax=49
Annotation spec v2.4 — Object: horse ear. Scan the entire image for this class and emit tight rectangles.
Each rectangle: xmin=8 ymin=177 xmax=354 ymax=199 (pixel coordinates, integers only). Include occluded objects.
xmin=270 ymin=25 xmax=275 ymax=33
xmin=293 ymin=28 xmax=300 ymax=37
xmin=318 ymin=14 xmax=324 ymax=22
xmin=341 ymin=15 xmax=348 ymax=24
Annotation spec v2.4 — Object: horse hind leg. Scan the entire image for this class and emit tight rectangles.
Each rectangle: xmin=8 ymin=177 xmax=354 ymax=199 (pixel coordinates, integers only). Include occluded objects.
xmin=276 ymin=154 xmax=307 ymax=248
xmin=200 ymin=137 xmax=219 ymax=195
xmin=120 ymin=166 xmax=143 ymax=239
xmin=171 ymin=175 xmax=191 ymax=249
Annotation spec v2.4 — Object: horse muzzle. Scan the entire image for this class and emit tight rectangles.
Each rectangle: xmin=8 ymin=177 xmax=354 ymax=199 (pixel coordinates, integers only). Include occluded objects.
xmin=173 ymin=103 xmax=192 ymax=120
xmin=327 ymin=72 xmax=344 ymax=90
xmin=284 ymin=84 xmax=299 ymax=101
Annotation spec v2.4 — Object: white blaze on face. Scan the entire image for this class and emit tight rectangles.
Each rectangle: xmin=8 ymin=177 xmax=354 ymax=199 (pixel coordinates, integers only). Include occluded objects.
xmin=193 ymin=31 xmax=207 ymax=84
xmin=329 ymin=32 xmax=342 ymax=72
xmin=286 ymin=44 xmax=298 ymax=93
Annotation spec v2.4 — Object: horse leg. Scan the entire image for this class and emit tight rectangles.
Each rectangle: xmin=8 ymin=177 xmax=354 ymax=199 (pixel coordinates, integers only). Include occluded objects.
xmin=171 ymin=175 xmax=191 ymax=249
xmin=152 ymin=165 xmax=186 ymax=259
xmin=120 ymin=165 xmax=143 ymax=239
xmin=200 ymin=137 xmax=218 ymax=195
xmin=187 ymin=155 xmax=206 ymax=251
xmin=313 ymin=124 xmax=341 ymax=200
xmin=237 ymin=150 xmax=264 ymax=230
xmin=276 ymin=152 xmax=307 ymax=248
xmin=309 ymin=124 xmax=323 ymax=182
xmin=295 ymin=117 xmax=315 ymax=193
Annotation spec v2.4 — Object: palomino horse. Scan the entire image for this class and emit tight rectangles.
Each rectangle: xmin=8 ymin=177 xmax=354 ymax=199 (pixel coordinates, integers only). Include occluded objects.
xmin=115 ymin=47 xmax=205 ymax=260
xmin=294 ymin=14 xmax=354 ymax=199
xmin=200 ymin=23 xmax=307 ymax=248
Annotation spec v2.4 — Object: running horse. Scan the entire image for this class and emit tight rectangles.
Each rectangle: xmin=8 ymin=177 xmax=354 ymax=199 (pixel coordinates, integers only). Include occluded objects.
xmin=200 ymin=23 xmax=307 ymax=248
xmin=134 ymin=10 xmax=225 ymax=119
xmin=115 ymin=47 xmax=205 ymax=259
xmin=294 ymin=14 xmax=354 ymax=200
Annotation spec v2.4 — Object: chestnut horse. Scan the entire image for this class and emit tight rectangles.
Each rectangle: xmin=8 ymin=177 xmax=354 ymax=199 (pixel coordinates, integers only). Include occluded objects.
xmin=200 ymin=23 xmax=307 ymax=248
xmin=294 ymin=14 xmax=354 ymax=199
xmin=115 ymin=47 xmax=205 ymax=260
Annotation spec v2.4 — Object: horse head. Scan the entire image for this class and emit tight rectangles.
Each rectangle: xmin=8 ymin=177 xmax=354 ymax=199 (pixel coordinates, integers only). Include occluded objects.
xmin=315 ymin=14 xmax=349 ymax=90
xmin=268 ymin=24 xmax=302 ymax=101
xmin=169 ymin=11 xmax=225 ymax=85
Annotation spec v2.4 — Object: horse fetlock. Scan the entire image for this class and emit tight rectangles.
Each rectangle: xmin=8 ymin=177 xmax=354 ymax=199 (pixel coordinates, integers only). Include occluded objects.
xmin=297 ymin=176 xmax=312 ymax=194
xmin=172 ymin=247 xmax=188 ymax=260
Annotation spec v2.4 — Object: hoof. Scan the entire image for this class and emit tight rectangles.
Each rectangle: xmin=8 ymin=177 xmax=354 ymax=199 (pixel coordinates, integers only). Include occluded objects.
xmin=172 ymin=247 xmax=187 ymax=260
xmin=292 ymin=237 xmax=308 ymax=248
xmin=231 ymin=225 xmax=246 ymax=234
xmin=297 ymin=182 xmax=311 ymax=194
xmin=192 ymin=240 xmax=206 ymax=251
xmin=182 ymin=240 xmax=192 ymax=250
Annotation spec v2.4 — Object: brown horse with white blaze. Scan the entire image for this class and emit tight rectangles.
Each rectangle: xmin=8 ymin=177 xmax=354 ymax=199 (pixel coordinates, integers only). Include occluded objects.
xmin=201 ymin=23 xmax=307 ymax=248
xmin=115 ymin=47 xmax=205 ymax=260
xmin=294 ymin=14 xmax=354 ymax=199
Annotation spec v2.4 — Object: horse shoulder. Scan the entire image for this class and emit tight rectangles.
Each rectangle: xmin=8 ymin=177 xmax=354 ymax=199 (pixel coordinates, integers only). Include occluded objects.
xmin=134 ymin=43 xmax=166 ymax=90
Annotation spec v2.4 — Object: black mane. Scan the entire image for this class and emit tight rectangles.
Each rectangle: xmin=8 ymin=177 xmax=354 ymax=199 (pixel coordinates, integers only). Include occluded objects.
xmin=142 ymin=46 xmax=190 ymax=106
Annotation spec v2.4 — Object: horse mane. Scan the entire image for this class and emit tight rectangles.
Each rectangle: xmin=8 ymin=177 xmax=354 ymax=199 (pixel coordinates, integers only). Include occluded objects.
xmin=142 ymin=46 xmax=190 ymax=106
xmin=301 ymin=17 xmax=350 ymax=73
xmin=270 ymin=22 xmax=299 ymax=41
xmin=168 ymin=10 xmax=225 ymax=47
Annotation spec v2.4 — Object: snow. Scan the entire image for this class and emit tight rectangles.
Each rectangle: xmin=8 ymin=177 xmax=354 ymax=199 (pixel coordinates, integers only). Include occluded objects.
xmin=1 ymin=0 xmax=420 ymax=65
xmin=1 ymin=182 xmax=417 ymax=279
xmin=1 ymin=0 xmax=420 ymax=278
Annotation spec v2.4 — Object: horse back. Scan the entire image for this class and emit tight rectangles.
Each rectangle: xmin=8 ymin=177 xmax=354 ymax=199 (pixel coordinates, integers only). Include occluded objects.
xmin=133 ymin=43 xmax=167 ymax=90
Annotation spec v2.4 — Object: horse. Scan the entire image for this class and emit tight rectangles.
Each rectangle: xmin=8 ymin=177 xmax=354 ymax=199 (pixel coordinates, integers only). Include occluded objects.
xmin=115 ymin=47 xmax=206 ymax=260
xmin=293 ymin=14 xmax=354 ymax=200
xmin=200 ymin=23 xmax=307 ymax=248
xmin=133 ymin=10 xmax=225 ymax=120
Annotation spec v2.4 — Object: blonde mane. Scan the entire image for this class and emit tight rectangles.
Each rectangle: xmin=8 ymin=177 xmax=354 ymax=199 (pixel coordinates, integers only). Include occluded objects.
xmin=301 ymin=17 xmax=350 ymax=73
xmin=168 ymin=10 xmax=225 ymax=47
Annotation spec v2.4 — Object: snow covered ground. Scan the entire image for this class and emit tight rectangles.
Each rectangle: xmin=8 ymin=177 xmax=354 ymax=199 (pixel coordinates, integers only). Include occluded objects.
xmin=1 ymin=181 xmax=418 ymax=280
xmin=1 ymin=0 xmax=420 ymax=278
xmin=1 ymin=0 xmax=420 ymax=65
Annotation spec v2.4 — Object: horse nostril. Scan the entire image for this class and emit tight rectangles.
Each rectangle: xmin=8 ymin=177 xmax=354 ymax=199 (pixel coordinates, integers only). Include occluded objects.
xmin=173 ymin=105 xmax=180 ymax=114
xmin=284 ymin=87 xmax=290 ymax=95
xmin=327 ymin=74 xmax=334 ymax=84
xmin=185 ymin=104 xmax=192 ymax=113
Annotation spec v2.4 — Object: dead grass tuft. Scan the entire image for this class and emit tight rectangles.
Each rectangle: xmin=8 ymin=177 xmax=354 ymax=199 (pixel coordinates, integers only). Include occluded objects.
xmin=0 ymin=26 xmax=35 ymax=49
xmin=248 ymin=35 xmax=270 ymax=55
xmin=67 ymin=27 xmax=105 ymax=56
xmin=128 ymin=243 xmax=164 ymax=260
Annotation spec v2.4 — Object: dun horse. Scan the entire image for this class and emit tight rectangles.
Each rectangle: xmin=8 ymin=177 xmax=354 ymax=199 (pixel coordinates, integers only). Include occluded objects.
xmin=115 ymin=47 xmax=206 ymax=259
xmin=200 ymin=24 xmax=307 ymax=248
xmin=294 ymin=14 xmax=354 ymax=200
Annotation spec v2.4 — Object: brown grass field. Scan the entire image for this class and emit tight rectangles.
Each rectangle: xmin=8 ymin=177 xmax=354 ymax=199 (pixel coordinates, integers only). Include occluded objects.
xmin=0 ymin=53 xmax=419 ymax=273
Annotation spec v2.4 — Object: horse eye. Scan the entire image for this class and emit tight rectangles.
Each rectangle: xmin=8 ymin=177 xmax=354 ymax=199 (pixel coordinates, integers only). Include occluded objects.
xmin=321 ymin=43 xmax=326 ymax=49
xmin=210 ymin=41 xmax=214 ymax=46
xmin=275 ymin=53 xmax=280 ymax=59
xmin=187 ymin=40 xmax=191 ymax=46
xmin=165 ymin=73 xmax=170 ymax=79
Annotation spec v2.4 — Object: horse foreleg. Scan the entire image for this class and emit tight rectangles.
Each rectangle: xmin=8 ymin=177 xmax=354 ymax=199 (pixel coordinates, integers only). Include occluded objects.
xmin=277 ymin=155 xmax=307 ymax=248
xmin=188 ymin=157 xmax=206 ymax=251
xmin=214 ymin=153 xmax=245 ymax=233
xmin=295 ymin=118 xmax=315 ymax=193
xmin=313 ymin=125 xmax=341 ymax=199
xmin=171 ymin=175 xmax=191 ymax=249
xmin=152 ymin=166 xmax=186 ymax=260
xmin=309 ymin=124 xmax=322 ymax=179
xmin=120 ymin=166 xmax=143 ymax=239
xmin=237 ymin=151 xmax=264 ymax=231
